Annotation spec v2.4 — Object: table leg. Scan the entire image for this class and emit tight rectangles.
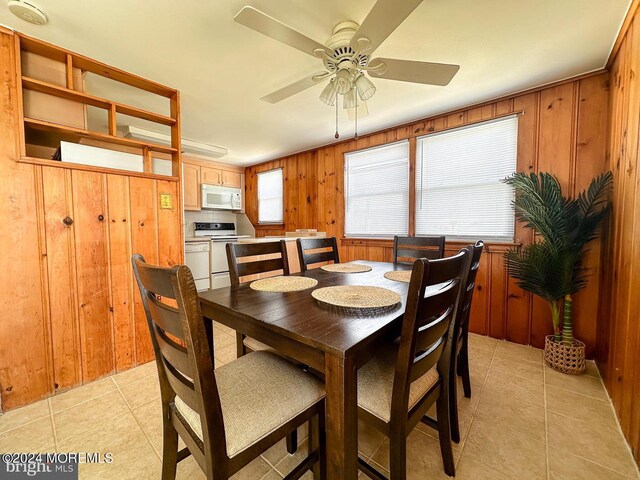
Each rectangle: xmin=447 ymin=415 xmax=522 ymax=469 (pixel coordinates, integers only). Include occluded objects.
xmin=324 ymin=353 xmax=358 ymax=480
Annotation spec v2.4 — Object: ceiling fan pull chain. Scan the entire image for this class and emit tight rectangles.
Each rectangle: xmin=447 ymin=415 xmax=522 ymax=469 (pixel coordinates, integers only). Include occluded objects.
xmin=335 ymin=99 xmax=340 ymax=139
xmin=354 ymin=86 xmax=359 ymax=140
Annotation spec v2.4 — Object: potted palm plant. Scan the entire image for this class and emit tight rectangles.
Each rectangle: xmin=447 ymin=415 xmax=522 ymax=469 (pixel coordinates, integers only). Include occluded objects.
xmin=501 ymin=171 xmax=612 ymax=374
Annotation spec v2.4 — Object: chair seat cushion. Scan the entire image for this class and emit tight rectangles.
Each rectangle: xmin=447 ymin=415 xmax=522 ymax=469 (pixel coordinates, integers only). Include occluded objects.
xmin=174 ymin=350 xmax=324 ymax=458
xmin=243 ymin=336 xmax=273 ymax=353
xmin=358 ymin=345 xmax=440 ymax=423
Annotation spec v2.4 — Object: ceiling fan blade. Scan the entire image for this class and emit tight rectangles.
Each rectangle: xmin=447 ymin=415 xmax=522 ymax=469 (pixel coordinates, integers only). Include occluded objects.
xmin=368 ymin=58 xmax=460 ymax=86
xmin=349 ymin=0 xmax=423 ymax=54
xmin=260 ymin=73 xmax=328 ymax=104
xmin=234 ymin=6 xmax=332 ymax=57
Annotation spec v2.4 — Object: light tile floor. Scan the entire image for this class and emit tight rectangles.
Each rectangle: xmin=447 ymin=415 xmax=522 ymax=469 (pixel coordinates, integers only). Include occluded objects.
xmin=1 ymin=325 xmax=639 ymax=480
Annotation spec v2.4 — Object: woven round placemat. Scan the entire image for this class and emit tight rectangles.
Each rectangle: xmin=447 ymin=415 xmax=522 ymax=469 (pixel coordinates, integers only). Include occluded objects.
xmin=311 ymin=286 xmax=401 ymax=310
xmin=250 ymin=276 xmax=318 ymax=292
xmin=383 ymin=270 xmax=412 ymax=283
xmin=320 ymin=263 xmax=372 ymax=273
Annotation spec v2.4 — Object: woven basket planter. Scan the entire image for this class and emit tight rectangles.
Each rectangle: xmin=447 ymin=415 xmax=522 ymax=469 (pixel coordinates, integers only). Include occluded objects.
xmin=544 ymin=335 xmax=586 ymax=375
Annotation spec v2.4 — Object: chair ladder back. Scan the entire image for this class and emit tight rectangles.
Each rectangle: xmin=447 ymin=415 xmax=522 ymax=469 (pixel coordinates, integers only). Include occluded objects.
xmin=409 ymin=257 xmax=466 ymax=382
xmin=154 ymin=322 xmax=194 ymax=379
xmin=410 ymin=336 xmax=447 ymax=382
xmin=297 ymin=237 xmax=340 ymax=272
xmin=132 ymin=254 xmax=227 ymax=466
xmin=414 ymin=304 xmax=456 ymax=355
xmin=460 ymin=242 xmax=484 ymax=327
xmin=390 ymin=250 xmax=471 ymax=419
xmin=415 ymin=283 xmax=459 ymax=328
xmin=393 ymin=235 xmax=446 ymax=263
xmin=146 ymin=292 xmax=185 ymax=340
xmin=133 ymin=258 xmax=178 ymax=299
xmin=163 ymin=356 xmax=199 ymax=410
xmin=171 ymin=264 xmax=227 ymax=450
xmin=226 ymin=241 xmax=289 ymax=285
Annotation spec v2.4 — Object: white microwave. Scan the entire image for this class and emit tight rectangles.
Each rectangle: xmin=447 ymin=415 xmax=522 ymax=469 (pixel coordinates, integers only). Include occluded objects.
xmin=201 ymin=184 xmax=242 ymax=210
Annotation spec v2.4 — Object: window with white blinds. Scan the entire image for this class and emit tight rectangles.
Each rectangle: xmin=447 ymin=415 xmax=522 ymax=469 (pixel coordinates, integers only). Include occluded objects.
xmin=344 ymin=141 xmax=409 ymax=237
xmin=416 ymin=115 xmax=518 ymax=241
xmin=257 ymin=168 xmax=283 ymax=224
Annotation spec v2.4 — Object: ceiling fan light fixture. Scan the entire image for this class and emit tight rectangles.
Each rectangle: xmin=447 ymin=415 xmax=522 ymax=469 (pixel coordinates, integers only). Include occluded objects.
xmin=355 ymin=74 xmax=376 ymax=101
xmin=343 ymin=88 xmax=357 ymax=110
xmin=335 ymin=69 xmax=353 ymax=95
xmin=233 ymin=3 xmax=460 ymax=138
xmin=319 ymin=79 xmax=338 ymax=106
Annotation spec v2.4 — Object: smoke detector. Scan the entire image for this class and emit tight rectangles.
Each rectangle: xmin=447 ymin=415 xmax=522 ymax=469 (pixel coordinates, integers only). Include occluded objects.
xmin=8 ymin=0 xmax=48 ymax=25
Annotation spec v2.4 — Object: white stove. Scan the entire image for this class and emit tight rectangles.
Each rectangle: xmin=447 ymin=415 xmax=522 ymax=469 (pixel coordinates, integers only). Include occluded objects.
xmin=193 ymin=223 xmax=251 ymax=289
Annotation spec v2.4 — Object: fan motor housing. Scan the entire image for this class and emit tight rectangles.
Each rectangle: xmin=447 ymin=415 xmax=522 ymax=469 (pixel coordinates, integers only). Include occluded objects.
xmin=324 ymin=21 xmax=369 ymax=72
xmin=326 ymin=21 xmax=359 ymax=50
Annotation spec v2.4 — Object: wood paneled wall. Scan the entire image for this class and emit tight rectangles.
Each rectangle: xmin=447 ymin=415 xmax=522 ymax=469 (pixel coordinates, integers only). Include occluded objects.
xmin=0 ymin=29 xmax=183 ymax=410
xmin=245 ymin=72 xmax=610 ymax=355
xmin=597 ymin=1 xmax=640 ymax=462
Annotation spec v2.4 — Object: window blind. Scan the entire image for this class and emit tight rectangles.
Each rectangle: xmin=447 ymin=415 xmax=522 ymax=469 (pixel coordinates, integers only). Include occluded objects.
xmin=258 ymin=168 xmax=283 ymax=224
xmin=344 ymin=141 xmax=409 ymax=237
xmin=416 ymin=115 xmax=518 ymax=241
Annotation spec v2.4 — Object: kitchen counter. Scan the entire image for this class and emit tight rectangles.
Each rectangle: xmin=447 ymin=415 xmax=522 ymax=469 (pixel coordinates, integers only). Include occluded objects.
xmin=237 ymin=237 xmax=295 ymax=243
xmin=238 ymin=234 xmax=326 ymax=243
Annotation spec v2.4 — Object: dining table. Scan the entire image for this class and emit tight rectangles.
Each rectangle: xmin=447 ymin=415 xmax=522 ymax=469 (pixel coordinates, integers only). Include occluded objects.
xmin=198 ymin=260 xmax=413 ymax=480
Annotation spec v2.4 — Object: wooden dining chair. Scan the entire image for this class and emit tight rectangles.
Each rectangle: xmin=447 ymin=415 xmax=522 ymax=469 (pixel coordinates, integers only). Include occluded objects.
xmin=392 ymin=235 xmax=446 ymax=263
xmin=226 ymin=240 xmax=290 ymax=357
xmin=449 ymin=240 xmax=484 ymax=443
xmin=356 ymin=248 xmax=471 ymax=479
xmin=296 ymin=237 xmax=340 ymax=272
xmin=225 ymin=240 xmax=300 ymax=454
xmin=131 ymin=254 xmax=326 ymax=480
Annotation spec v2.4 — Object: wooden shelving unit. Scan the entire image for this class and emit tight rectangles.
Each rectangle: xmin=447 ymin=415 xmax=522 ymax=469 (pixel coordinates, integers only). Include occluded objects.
xmin=24 ymin=117 xmax=177 ymax=154
xmin=16 ymin=33 xmax=181 ymax=178
xmin=21 ymin=77 xmax=177 ymax=126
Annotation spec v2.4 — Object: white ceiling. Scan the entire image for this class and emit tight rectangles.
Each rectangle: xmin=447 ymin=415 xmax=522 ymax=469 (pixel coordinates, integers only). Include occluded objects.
xmin=0 ymin=0 xmax=630 ymax=166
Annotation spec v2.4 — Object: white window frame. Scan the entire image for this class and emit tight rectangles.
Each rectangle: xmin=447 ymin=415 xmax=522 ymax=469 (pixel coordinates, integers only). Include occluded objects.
xmin=344 ymin=140 xmax=410 ymax=238
xmin=415 ymin=115 xmax=518 ymax=242
xmin=257 ymin=168 xmax=284 ymax=225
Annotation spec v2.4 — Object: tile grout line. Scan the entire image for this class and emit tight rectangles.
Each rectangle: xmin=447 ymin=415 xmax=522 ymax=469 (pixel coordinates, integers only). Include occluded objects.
xmin=457 ymin=343 xmax=498 ymax=454
xmin=461 ymin=345 xmax=548 ymax=480
xmin=543 ymin=357 xmax=550 ymax=480
xmin=260 ymin=452 xmax=283 ymax=472
xmin=0 ymin=411 xmax=54 ymax=436
xmin=456 ymin=344 xmax=495 ymax=472
xmin=260 ymin=468 xmax=283 ymax=480
xmin=271 ymin=438 xmax=309 ymax=477
xmin=543 ymin=373 xmax=612 ymax=400
xmin=547 ymin=446 xmax=639 ymax=479
xmin=111 ymin=376 xmax=162 ymax=461
xmin=48 ymin=380 xmax=120 ymax=416
xmin=546 ymin=361 xmax=640 ymax=479
xmin=475 ymin=356 xmax=636 ymax=479
xmin=544 ymin=382 xmax=613 ymax=402
xmin=472 ymin=353 xmax=549 ymax=444
xmin=48 ymin=398 xmax=59 ymax=452
xmin=594 ymin=366 xmax=640 ymax=480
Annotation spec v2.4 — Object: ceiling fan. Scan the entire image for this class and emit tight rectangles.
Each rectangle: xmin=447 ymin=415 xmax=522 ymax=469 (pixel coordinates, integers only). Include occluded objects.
xmin=234 ymin=0 xmax=460 ymax=123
